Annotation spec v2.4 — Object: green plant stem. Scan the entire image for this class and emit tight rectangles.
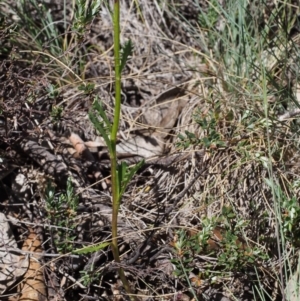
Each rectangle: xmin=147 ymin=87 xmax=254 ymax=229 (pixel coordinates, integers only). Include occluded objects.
xmin=111 ymin=0 xmax=121 ymax=265
xmin=110 ymin=1 xmax=136 ymax=300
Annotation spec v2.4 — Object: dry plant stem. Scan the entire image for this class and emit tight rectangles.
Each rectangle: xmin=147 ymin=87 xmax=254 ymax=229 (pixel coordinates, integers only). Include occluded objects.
xmin=111 ymin=0 xmax=136 ymax=300
xmin=18 ymin=228 xmax=47 ymax=301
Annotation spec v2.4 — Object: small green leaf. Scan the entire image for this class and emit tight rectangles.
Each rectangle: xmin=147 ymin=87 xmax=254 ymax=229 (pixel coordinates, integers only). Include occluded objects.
xmin=93 ymin=99 xmax=112 ymax=132
xmin=185 ymin=131 xmax=196 ymax=139
xmin=89 ymin=110 xmax=112 ymax=153
xmin=118 ymin=159 xmax=144 ymax=198
xmin=91 ymin=0 xmax=101 ymax=17
xmin=73 ymin=242 xmax=110 ymax=254
xmin=227 ymin=213 xmax=236 ymax=219
xmin=78 ymin=83 xmax=95 ymax=94
xmin=202 ymin=137 xmax=211 ymax=147
xmin=178 ymin=133 xmax=186 ymax=140
xmin=89 ymin=99 xmax=113 ymax=153
xmin=120 ymin=39 xmax=133 ymax=73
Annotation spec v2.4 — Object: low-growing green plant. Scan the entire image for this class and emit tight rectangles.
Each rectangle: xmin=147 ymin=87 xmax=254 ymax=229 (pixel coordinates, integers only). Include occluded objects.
xmin=78 ymin=82 xmax=95 ymax=95
xmin=79 ymin=265 xmax=100 ymax=286
xmin=271 ymin=184 xmax=300 ymax=247
xmin=45 ymin=177 xmax=78 ymax=253
xmin=216 ymin=231 xmax=267 ymax=272
xmin=171 ymin=215 xmax=268 ymax=283
xmin=50 ymin=106 xmax=63 ymax=122
xmin=198 ymin=0 xmax=219 ymax=30
xmin=47 ymin=84 xmax=60 ymax=99
xmin=177 ymin=108 xmax=226 ymax=149
xmin=73 ymin=0 xmax=102 ymax=40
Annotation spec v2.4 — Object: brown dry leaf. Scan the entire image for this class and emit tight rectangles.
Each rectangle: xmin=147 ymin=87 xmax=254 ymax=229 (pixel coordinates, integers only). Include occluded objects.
xmin=0 ymin=213 xmax=28 ymax=294
xmin=84 ymin=140 xmax=104 ymax=148
xmin=18 ymin=228 xmax=47 ymax=301
xmin=116 ymin=132 xmax=164 ymax=158
xmin=117 ymin=86 xmax=188 ymax=158
xmin=68 ymin=132 xmax=95 ymax=161
xmin=189 ymin=272 xmax=202 ymax=288
xmin=142 ymin=86 xmax=188 ymax=138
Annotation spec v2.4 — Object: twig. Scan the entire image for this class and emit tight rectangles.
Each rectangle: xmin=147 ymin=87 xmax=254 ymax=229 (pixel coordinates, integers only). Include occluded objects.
xmin=278 ymin=108 xmax=300 ymax=121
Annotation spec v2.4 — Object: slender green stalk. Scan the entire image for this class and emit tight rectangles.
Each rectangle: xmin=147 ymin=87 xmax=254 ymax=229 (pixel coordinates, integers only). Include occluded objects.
xmin=110 ymin=1 xmax=136 ymax=299
xmin=111 ymin=0 xmax=121 ymax=264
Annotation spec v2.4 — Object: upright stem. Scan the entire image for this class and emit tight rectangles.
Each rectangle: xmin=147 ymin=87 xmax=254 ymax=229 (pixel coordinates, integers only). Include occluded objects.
xmin=110 ymin=1 xmax=136 ymax=300
xmin=111 ymin=0 xmax=121 ymax=138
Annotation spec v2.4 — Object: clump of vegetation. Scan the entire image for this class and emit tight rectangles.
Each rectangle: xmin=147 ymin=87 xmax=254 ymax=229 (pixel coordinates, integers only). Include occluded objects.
xmin=45 ymin=178 xmax=78 ymax=253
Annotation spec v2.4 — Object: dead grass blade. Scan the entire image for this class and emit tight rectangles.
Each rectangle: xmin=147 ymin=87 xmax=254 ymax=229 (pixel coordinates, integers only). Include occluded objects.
xmin=18 ymin=228 xmax=47 ymax=301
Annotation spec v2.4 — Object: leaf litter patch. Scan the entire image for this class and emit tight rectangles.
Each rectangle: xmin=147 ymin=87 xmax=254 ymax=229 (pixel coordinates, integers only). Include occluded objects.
xmin=1 ymin=1 xmax=300 ymax=301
